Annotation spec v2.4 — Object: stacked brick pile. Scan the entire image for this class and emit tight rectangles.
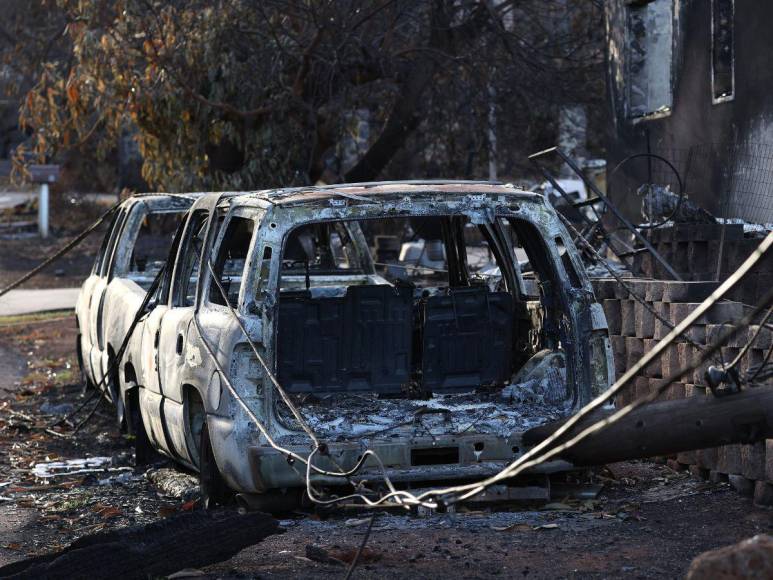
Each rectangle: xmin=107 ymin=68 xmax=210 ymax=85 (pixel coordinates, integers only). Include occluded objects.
xmin=591 ymin=277 xmax=773 ymax=506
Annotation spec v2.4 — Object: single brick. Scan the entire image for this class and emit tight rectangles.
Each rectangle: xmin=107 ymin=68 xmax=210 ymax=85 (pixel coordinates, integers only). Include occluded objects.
xmin=741 ymin=442 xmax=766 ymax=481
xmin=693 ymin=360 xmax=710 ymax=387
xmin=625 ymin=337 xmax=644 ymax=373
xmin=620 ymin=279 xmax=649 ymax=300
xmin=603 ymin=299 xmax=622 ymax=335
xmin=688 ymin=241 xmax=710 ymax=273
xmin=706 ymin=324 xmax=747 ymax=348
xmin=649 ymin=378 xmax=667 ymax=400
xmin=669 ymin=302 xmax=688 ymax=327
xmin=660 ymin=343 xmax=682 ymax=379
xmin=610 ymin=335 xmax=627 ymax=377
xmin=666 ymin=382 xmax=686 ymax=400
xmin=677 ymin=343 xmax=702 ymax=375
xmin=654 ymin=302 xmax=671 ymax=339
xmin=745 ymin=348 xmax=768 ymax=383
xmin=645 ymin=280 xmax=664 ymax=302
xmin=643 ymin=339 xmax=661 ymax=378
xmin=621 ymin=300 xmax=636 ymax=336
xmin=683 ymin=325 xmax=707 ymax=343
xmin=635 ymin=301 xmax=655 ymax=338
xmin=703 ymin=301 xmax=744 ymax=325
xmin=718 ymin=444 xmax=743 ymax=475
xmin=634 ymin=376 xmax=651 ymax=400
xmin=746 ymin=324 xmax=772 ymax=351
xmin=591 ymin=278 xmax=617 ymax=300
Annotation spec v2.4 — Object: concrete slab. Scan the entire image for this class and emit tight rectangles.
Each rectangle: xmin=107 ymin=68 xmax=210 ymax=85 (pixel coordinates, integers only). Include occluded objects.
xmin=0 ymin=288 xmax=79 ymax=316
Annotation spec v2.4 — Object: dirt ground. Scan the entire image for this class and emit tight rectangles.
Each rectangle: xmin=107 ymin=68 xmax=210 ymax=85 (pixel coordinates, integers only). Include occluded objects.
xmin=0 ymin=315 xmax=770 ymax=579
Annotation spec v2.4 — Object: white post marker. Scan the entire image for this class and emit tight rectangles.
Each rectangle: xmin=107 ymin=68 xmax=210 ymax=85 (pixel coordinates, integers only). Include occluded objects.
xmin=38 ymin=182 xmax=49 ymax=238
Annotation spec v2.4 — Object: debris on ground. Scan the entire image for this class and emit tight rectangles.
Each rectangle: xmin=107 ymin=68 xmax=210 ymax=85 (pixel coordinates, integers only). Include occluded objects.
xmin=147 ymin=468 xmax=200 ymax=501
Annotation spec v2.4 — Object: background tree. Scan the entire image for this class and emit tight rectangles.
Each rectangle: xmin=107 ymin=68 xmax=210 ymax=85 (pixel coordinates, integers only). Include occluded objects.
xmin=5 ymin=0 xmax=605 ymax=192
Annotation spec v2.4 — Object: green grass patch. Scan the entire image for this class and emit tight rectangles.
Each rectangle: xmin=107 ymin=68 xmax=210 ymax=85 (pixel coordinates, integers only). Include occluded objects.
xmin=0 ymin=309 xmax=75 ymax=327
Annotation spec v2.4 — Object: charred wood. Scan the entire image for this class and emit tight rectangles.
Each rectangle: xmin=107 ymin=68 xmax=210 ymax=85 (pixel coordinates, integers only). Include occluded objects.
xmin=0 ymin=509 xmax=280 ymax=580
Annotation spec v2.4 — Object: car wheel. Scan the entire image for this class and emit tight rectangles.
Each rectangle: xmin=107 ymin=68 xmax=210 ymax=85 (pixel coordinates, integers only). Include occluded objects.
xmin=126 ymin=388 xmax=158 ymax=466
xmin=199 ymin=420 xmax=232 ymax=509
xmin=76 ymin=334 xmax=94 ymax=394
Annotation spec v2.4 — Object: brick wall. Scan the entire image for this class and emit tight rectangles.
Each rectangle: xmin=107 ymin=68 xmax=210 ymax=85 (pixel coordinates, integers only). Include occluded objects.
xmin=591 ymin=277 xmax=773 ymax=506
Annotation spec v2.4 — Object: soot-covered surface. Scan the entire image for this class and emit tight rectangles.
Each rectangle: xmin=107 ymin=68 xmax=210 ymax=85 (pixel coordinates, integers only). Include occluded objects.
xmin=276 ymin=369 xmax=572 ymax=445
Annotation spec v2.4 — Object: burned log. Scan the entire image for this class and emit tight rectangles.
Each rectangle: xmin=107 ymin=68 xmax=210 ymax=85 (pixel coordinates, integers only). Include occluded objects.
xmin=523 ymin=387 xmax=773 ymax=467
xmin=0 ymin=509 xmax=280 ymax=580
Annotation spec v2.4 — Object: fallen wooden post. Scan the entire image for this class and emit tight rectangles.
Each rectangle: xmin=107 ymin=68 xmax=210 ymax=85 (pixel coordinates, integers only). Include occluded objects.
xmin=523 ymin=386 xmax=773 ymax=466
xmin=0 ymin=509 xmax=281 ymax=579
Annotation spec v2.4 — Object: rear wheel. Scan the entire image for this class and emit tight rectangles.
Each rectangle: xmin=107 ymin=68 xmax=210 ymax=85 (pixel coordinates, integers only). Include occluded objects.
xmin=126 ymin=387 xmax=158 ymax=466
xmin=199 ymin=421 xmax=232 ymax=509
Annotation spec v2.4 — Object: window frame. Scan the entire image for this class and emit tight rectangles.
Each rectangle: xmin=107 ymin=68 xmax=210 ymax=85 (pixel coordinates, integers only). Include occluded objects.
xmin=623 ymin=0 xmax=675 ymax=122
xmin=109 ymin=207 xmax=188 ymax=281
xmin=204 ymin=209 xmax=259 ymax=310
xmin=711 ymin=0 xmax=735 ymax=104
xmin=93 ymin=207 xmax=128 ymax=277
xmin=171 ymin=209 xmax=210 ymax=308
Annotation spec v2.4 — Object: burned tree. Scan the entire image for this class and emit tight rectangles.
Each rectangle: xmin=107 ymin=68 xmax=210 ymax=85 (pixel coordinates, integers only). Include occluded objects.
xmin=6 ymin=0 xmax=605 ymax=191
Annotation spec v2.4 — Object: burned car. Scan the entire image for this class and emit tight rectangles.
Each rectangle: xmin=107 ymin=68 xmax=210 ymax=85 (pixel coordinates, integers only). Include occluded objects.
xmin=113 ymin=182 xmax=613 ymax=505
xmin=75 ymin=194 xmax=195 ymax=425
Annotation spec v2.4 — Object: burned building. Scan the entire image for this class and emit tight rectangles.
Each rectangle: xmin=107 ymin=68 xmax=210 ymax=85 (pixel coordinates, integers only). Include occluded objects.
xmin=605 ymin=0 xmax=773 ymax=224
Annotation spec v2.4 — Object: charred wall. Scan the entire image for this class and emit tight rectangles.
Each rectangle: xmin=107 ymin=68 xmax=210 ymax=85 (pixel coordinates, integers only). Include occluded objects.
xmin=606 ymin=0 xmax=773 ymax=224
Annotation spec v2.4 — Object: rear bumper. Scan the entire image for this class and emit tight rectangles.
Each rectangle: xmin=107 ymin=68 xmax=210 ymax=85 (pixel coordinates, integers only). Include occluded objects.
xmin=241 ymin=432 xmax=573 ymax=493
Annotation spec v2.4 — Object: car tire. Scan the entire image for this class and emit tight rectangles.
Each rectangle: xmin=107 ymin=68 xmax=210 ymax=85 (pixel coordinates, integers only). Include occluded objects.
xmin=76 ymin=334 xmax=94 ymax=394
xmin=199 ymin=420 xmax=232 ymax=509
xmin=126 ymin=388 xmax=157 ymax=466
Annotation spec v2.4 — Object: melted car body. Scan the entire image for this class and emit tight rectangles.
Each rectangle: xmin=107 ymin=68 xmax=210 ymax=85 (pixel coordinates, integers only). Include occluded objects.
xmin=83 ymin=183 xmax=614 ymax=499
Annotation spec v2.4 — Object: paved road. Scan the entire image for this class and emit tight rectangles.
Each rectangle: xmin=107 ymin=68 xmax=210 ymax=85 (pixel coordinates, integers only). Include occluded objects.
xmin=0 ymin=288 xmax=79 ymax=316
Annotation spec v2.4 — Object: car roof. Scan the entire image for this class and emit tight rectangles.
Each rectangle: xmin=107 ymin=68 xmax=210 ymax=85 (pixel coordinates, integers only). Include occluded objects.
xmin=245 ymin=180 xmax=539 ymax=207
xmin=133 ymin=182 xmax=541 ymax=211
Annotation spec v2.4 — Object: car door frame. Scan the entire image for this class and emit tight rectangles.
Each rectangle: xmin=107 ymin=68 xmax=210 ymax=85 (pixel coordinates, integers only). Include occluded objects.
xmin=87 ymin=204 xmax=132 ymax=393
xmin=154 ymin=195 xmax=223 ymax=463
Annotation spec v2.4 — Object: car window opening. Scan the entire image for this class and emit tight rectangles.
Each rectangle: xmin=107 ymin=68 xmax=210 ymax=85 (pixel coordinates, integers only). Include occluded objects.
xmin=209 ymin=216 xmax=255 ymax=306
xmin=126 ymin=212 xmax=186 ymax=289
xmin=272 ymin=215 xmax=575 ymax=442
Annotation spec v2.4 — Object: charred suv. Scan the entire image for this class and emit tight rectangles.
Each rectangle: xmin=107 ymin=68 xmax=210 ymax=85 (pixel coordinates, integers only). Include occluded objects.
xmin=116 ymin=182 xmax=614 ymax=504
xmin=75 ymin=194 xmax=194 ymax=425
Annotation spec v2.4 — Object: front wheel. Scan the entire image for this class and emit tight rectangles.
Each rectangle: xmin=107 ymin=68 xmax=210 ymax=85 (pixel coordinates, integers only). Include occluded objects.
xmin=199 ymin=420 xmax=232 ymax=509
xmin=75 ymin=334 xmax=94 ymax=394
